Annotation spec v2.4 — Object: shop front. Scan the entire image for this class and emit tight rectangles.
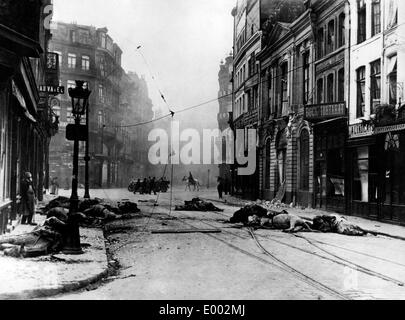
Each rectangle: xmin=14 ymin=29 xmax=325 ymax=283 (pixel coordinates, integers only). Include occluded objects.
xmin=313 ymin=118 xmax=346 ymax=213
xmin=347 ymin=121 xmax=405 ymax=225
xmin=304 ymin=102 xmax=348 ymax=213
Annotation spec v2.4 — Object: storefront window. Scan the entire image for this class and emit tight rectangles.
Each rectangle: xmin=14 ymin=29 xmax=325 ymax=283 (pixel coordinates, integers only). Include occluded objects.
xmin=384 ymin=133 xmax=405 ymax=205
xmin=353 ymin=146 xmax=369 ymax=202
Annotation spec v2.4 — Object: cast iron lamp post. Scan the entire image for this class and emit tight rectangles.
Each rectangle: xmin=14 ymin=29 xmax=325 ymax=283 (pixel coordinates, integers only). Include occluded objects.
xmin=63 ymin=80 xmax=91 ymax=254
xmin=84 ymin=83 xmax=91 ymax=199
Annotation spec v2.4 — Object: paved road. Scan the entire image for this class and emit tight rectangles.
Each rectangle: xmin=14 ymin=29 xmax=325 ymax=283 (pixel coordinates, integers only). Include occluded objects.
xmin=51 ymin=188 xmax=405 ymax=300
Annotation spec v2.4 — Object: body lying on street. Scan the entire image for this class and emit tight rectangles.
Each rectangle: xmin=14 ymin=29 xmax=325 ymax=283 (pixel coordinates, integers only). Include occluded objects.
xmin=175 ymin=198 xmax=224 ymax=212
xmin=0 ymin=197 xmax=141 ymax=258
xmin=228 ymin=203 xmax=368 ymax=236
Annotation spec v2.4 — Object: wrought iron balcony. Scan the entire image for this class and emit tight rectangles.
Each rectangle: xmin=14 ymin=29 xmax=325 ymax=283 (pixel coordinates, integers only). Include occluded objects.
xmin=304 ymin=102 xmax=347 ymax=121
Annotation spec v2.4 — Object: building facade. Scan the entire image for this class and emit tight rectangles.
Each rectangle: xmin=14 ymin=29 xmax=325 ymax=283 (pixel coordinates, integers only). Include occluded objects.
xmin=347 ymin=0 xmax=405 ymax=224
xmin=0 ymin=0 xmax=59 ymax=234
xmin=48 ymin=22 xmax=134 ymax=189
xmin=218 ymin=54 xmax=233 ymax=191
xmin=230 ymin=0 xmax=306 ymax=201
xmin=120 ymin=71 xmax=155 ymax=181
xmin=303 ymin=0 xmax=349 ymax=213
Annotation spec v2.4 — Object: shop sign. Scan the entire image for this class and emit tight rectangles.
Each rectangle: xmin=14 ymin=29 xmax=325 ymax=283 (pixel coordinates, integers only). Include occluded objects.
xmin=349 ymin=122 xmax=405 ymax=139
xmin=349 ymin=122 xmax=375 ymax=138
xmin=305 ymin=102 xmax=346 ymax=120
xmin=39 ymin=85 xmax=65 ymax=95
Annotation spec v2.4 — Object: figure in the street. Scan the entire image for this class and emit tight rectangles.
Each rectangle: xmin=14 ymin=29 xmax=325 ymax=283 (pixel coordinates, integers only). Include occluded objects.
xmin=20 ymin=172 xmax=37 ymax=225
xmin=150 ymin=177 xmax=157 ymax=195
xmin=183 ymin=172 xmax=201 ymax=191
xmin=135 ymin=179 xmax=141 ymax=193
xmin=50 ymin=176 xmax=59 ymax=195
xmin=217 ymin=177 xmax=224 ymax=200
xmin=141 ymin=178 xmax=148 ymax=194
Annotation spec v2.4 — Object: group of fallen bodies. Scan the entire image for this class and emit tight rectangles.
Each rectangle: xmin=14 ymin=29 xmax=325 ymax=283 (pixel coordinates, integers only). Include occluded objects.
xmin=229 ymin=203 xmax=367 ymax=236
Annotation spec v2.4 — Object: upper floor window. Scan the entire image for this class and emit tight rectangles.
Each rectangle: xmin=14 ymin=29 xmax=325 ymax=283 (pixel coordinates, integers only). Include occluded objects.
xmin=327 ymin=73 xmax=334 ymax=103
xmin=338 ymin=68 xmax=345 ymax=102
xmin=70 ymin=30 xmax=76 ymax=43
xmin=68 ymin=53 xmax=76 ymax=69
xmin=388 ymin=55 xmax=398 ymax=105
xmin=248 ymin=52 xmax=257 ymax=77
xmin=303 ymin=52 xmax=310 ymax=104
xmin=280 ymin=62 xmax=288 ymax=115
xmin=371 ymin=0 xmax=381 ymax=36
xmin=101 ymin=33 xmax=106 ymax=48
xmin=99 ymin=84 xmax=105 ymax=103
xmin=370 ymin=59 xmax=381 ymax=114
xmin=387 ymin=0 xmax=398 ymax=29
xmin=317 ymin=78 xmax=324 ymax=104
xmin=100 ymin=57 xmax=106 ymax=77
xmin=356 ymin=66 xmax=366 ymax=118
xmin=358 ymin=0 xmax=367 ymax=44
xmin=82 ymin=56 xmax=90 ymax=71
xmin=327 ymin=20 xmax=335 ymax=54
xmin=338 ymin=13 xmax=346 ymax=47
xmin=318 ymin=28 xmax=325 ymax=58
xmin=79 ymin=30 xmax=90 ymax=44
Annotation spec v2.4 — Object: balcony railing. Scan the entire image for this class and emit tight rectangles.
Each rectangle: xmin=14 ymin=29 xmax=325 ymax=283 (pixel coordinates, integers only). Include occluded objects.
xmin=304 ymin=102 xmax=347 ymax=121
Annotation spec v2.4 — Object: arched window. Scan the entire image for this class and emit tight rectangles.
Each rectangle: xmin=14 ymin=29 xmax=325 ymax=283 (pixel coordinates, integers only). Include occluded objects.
xmin=300 ymin=130 xmax=310 ymax=191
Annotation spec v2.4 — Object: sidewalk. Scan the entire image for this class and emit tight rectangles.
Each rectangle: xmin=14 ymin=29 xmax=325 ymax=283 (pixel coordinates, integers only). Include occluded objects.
xmin=201 ymin=190 xmax=405 ymax=241
xmin=0 ymin=194 xmax=110 ymax=300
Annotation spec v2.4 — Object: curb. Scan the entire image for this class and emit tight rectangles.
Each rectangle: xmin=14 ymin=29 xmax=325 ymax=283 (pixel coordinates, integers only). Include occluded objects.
xmin=0 ymin=227 xmax=111 ymax=300
xmin=0 ymin=267 xmax=109 ymax=300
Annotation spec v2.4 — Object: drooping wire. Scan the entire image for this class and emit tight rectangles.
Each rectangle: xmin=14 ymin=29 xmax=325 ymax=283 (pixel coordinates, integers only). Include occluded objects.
xmin=168 ymin=113 xmax=175 ymax=217
xmin=136 ymin=45 xmax=174 ymax=115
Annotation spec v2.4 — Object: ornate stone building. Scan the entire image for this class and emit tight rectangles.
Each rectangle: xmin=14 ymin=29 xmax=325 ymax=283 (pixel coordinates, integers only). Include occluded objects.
xmin=0 ymin=0 xmax=59 ymax=234
xmin=49 ymin=22 xmax=127 ymax=189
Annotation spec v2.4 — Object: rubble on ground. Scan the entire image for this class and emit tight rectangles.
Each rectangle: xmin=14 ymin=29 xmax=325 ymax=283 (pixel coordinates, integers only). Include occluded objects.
xmin=175 ymin=198 xmax=224 ymax=212
xmin=0 ymin=198 xmax=141 ymax=259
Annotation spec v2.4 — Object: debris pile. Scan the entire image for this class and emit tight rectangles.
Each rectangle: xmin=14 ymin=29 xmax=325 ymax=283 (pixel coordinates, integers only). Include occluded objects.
xmin=175 ymin=198 xmax=224 ymax=212
xmin=0 ymin=198 xmax=141 ymax=258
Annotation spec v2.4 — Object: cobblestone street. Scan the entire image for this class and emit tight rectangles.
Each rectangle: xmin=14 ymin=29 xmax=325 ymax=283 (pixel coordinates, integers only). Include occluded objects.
xmin=49 ymin=188 xmax=405 ymax=300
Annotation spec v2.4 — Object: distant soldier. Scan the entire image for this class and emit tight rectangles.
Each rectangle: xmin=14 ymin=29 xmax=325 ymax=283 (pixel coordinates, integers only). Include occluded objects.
xmin=141 ymin=178 xmax=148 ymax=194
xmin=135 ymin=179 xmax=141 ymax=194
xmin=150 ymin=177 xmax=157 ymax=195
xmin=217 ymin=177 xmax=224 ymax=200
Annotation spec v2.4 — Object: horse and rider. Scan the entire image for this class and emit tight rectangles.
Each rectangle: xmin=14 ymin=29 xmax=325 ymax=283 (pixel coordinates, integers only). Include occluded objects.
xmin=183 ymin=172 xmax=201 ymax=192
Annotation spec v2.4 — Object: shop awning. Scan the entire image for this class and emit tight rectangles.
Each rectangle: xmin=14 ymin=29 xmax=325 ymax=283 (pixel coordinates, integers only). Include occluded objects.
xmin=12 ymin=80 xmax=37 ymax=123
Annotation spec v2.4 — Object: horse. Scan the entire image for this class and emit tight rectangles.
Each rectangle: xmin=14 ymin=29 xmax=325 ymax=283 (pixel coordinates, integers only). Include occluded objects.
xmin=182 ymin=176 xmax=201 ymax=192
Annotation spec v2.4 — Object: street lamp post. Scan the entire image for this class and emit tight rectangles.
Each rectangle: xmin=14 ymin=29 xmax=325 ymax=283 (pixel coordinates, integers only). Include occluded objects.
xmin=84 ymin=92 xmax=91 ymax=199
xmin=63 ymin=80 xmax=91 ymax=255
